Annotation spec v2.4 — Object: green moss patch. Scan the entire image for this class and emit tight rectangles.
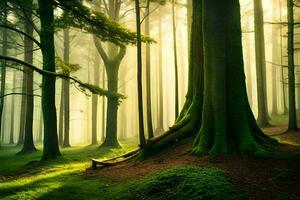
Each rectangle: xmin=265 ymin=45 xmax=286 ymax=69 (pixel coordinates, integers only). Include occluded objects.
xmin=122 ymin=167 xmax=238 ymax=200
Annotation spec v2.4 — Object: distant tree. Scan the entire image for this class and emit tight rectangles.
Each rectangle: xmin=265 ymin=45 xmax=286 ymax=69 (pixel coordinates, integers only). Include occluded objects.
xmin=254 ymin=0 xmax=270 ymax=127
xmin=0 ymin=0 xmax=8 ymax=149
xmin=19 ymin=0 xmax=37 ymax=154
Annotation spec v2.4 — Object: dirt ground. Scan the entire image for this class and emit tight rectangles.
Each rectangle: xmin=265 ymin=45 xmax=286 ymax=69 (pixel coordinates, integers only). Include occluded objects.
xmin=87 ymin=129 xmax=300 ymax=200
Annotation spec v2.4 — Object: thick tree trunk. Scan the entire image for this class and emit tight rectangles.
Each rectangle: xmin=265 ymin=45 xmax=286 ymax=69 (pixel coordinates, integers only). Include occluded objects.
xmin=62 ymin=28 xmax=71 ymax=147
xmin=254 ymin=0 xmax=270 ymax=127
xmin=287 ymin=0 xmax=297 ymax=131
xmin=39 ymin=0 xmax=61 ymax=160
xmin=91 ymin=53 xmax=100 ymax=145
xmin=147 ymin=0 xmax=276 ymax=155
xmin=0 ymin=0 xmax=7 ymax=149
xmin=145 ymin=5 xmax=154 ymax=139
xmin=192 ymin=0 xmax=276 ymax=154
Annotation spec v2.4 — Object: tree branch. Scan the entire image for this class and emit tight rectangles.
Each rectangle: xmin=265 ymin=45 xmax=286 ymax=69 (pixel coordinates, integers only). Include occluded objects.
xmin=0 ymin=55 xmax=125 ymax=99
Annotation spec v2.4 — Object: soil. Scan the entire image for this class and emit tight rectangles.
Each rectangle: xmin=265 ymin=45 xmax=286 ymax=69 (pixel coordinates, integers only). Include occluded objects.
xmin=87 ymin=129 xmax=300 ymax=200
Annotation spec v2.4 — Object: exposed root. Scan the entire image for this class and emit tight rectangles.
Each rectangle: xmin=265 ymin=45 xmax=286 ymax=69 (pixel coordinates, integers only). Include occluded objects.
xmin=91 ymin=148 xmax=140 ymax=170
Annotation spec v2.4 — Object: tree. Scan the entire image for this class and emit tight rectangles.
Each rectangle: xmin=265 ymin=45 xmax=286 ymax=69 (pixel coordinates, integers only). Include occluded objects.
xmin=146 ymin=0 xmax=276 ymax=155
xmin=145 ymin=1 xmax=154 ymax=139
xmin=0 ymin=0 xmax=8 ymax=149
xmin=9 ymin=71 xmax=16 ymax=145
xmin=135 ymin=0 xmax=146 ymax=148
xmin=19 ymin=0 xmax=37 ymax=154
xmin=38 ymin=0 xmax=61 ymax=160
xmin=172 ymin=0 xmax=179 ymax=119
xmin=91 ymin=52 xmax=100 ymax=145
xmin=287 ymin=0 xmax=297 ymax=131
xmin=93 ymin=1 xmax=126 ymax=148
xmin=254 ymin=0 xmax=270 ymax=127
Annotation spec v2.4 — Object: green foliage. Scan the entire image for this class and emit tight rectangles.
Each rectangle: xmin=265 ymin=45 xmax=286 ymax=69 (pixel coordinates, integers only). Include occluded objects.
xmin=120 ymin=167 xmax=239 ymax=200
xmin=55 ymin=56 xmax=81 ymax=74
xmin=54 ymin=0 xmax=155 ymax=46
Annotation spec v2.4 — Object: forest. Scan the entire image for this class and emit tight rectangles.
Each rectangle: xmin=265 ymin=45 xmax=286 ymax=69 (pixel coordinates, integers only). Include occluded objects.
xmin=0 ymin=0 xmax=300 ymax=199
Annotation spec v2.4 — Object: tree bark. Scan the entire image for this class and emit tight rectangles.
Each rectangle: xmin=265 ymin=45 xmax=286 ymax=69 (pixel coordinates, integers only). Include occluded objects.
xmin=91 ymin=52 xmax=100 ymax=145
xmin=0 ymin=0 xmax=7 ymax=149
xmin=287 ymin=0 xmax=297 ymax=131
xmin=146 ymin=0 xmax=276 ymax=155
xmin=39 ymin=0 xmax=61 ymax=160
xmin=9 ymin=72 xmax=16 ymax=145
xmin=62 ymin=28 xmax=71 ymax=147
xmin=254 ymin=0 xmax=270 ymax=127
xmin=172 ymin=0 xmax=179 ymax=119
xmin=135 ymin=0 xmax=146 ymax=148
xmin=145 ymin=3 xmax=154 ymax=139
xmin=271 ymin=0 xmax=278 ymax=115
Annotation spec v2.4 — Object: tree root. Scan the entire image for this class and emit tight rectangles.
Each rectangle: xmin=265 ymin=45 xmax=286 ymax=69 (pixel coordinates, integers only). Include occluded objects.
xmin=91 ymin=148 xmax=140 ymax=170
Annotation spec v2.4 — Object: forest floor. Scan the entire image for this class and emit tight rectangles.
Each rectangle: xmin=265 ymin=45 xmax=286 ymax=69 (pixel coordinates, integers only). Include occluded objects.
xmin=1 ymin=116 xmax=300 ymax=199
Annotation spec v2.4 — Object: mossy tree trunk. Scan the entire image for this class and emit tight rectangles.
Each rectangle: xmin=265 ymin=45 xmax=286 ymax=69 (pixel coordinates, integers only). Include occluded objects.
xmin=19 ymin=0 xmax=37 ymax=154
xmin=147 ymin=0 xmax=276 ymax=155
xmin=254 ymin=0 xmax=270 ymax=127
xmin=38 ymin=0 xmax=61 ymax=160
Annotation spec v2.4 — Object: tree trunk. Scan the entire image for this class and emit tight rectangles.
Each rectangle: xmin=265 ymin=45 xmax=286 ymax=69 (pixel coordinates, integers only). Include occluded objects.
xmin=91 ymin=52 xmax=100 ymax=145
xmin=0 ymin=0 xmax=7 ymax=149
xmin=18 ymin=74 xmax=26 ymax=146
xmin=135 ymin=0 xmax=146 ymax=148
xmin=38 ymin=108 xmax=43 ymax=142
xmin=155 ymin=6 xmax=164 ymax=135
xmin=58 ymin=82 xmax=64 ymax=145
xmin=19 ymin=0 xmax=37 ymax=154
xmin=172 ymin=0 xmax=179 ymax=119
xmin=145 ymin=4 xmax=154 ymax=139
xmin=9 ymin=72 xmax=16 ymax=145
xmin=254 ymin=0 xmax=270 ymax=127
xmin=287 ymin=0 xmax=297 ymax=131
xmin=39 ymin=0 xmax=61 ymax=160
xmin=62 ymin=28 xmax=71 ymax=147
xmin=147 ymin=0 xmax=276 ymax=155
xmin=271 ymin=1 xmax=278 ymax=115
xmin=279 ymin=0 xmax=288 ymax=115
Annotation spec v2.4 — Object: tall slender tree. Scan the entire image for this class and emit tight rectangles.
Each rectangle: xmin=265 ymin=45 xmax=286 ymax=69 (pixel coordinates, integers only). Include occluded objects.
xmin=0 ymin=0 xmax=8 ymax=149
xmin=172 ymin=0 xmax=179 ymax=119
xmin=287 ymin=0 xmax=297 ymax=131
xmin=254 ymin=0 xmax=270 ymax=127
xmin=19 ymin=0 xmax=37 ymax=154
xmin=145 ymin=1 xmax=154 ymax=139
xmin=135 ymin=0 xmax=146 ymax=148
xmin=91 ymin=52 xmax=100 ymax=145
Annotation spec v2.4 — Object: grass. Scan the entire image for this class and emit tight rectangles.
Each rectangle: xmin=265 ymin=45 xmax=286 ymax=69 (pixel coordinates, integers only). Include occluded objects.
xmin=0 ymin=141 xmax=240 ymax=200
xmin=0 ymin=140 xmax=138 ymax=200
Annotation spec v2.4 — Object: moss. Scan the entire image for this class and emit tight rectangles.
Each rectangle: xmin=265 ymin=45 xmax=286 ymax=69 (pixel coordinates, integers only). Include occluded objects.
xmin=120 ymin=167 xmax=240 ymax=200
